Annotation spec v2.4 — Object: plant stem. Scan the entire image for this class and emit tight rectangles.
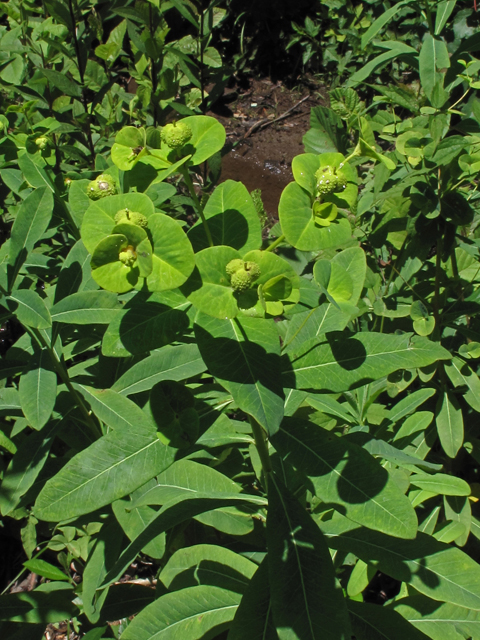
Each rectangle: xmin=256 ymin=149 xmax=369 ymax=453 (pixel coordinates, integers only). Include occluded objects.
xmin=433 ymin=220 xmax=444 ymax=330
xmin=180 ymin=167 xmax=214 ymax=246
xmin=265 ymin=234 xmax=285 ymax=252
xmin=30 ymin=328 xmax=102 ymax=439
xmin=249 ymin=416 xmax=272 ymax=485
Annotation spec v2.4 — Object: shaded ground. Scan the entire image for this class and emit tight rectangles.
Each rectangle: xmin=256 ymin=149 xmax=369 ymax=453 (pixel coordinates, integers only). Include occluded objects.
xmin=210 ymin=77 xmax=326 ymax=218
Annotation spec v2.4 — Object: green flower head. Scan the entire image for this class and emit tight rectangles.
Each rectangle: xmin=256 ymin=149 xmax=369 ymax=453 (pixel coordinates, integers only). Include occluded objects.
xmin=118 ymin=245 xmax=137 ymax=267
xmin=315 ymin=164 xmax=347 ymax=197
xmin=226 ymin=259 xmax=261 ymax=293
xmin=114 ymin=208 xmax=148 ymax=228
xmin=161 ymin=121 xmax=193 ymax=149
xmin=87 ymin=174 xmax=117 ymax=201
xmin=35 ymin=136 xmax=49 ymax=150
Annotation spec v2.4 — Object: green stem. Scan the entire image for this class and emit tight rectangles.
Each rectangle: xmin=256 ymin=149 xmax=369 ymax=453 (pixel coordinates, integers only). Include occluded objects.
xmin=433 ymin=220 xmax=444 ymax=331
xmin=181 ymin=167 xmax=214 ymax=247
xmin=249 ymin=416 xmax=272 ymax=485
xmin=30 ymin=328 xmax=102 ymax=439
xmin=265 ymin=234 xmax=285 ymax=252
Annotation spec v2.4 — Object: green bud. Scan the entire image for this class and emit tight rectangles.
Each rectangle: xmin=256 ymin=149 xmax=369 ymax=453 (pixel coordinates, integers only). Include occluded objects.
xmin=161 ymin=121 xmax=193 ymax=149
xmin=315 ymin=165 xmax=346 ymax=196
xmin=118 ymin=245 xmax=137 ymax=267
xmin=0 ymin=121 xmax=5 ymax=132
xmin=64 ymin=177 xmax=72 ymax=186
xmin=228 ymin=261 xmax=261 ymax=293
xmin=225 ymin=259 xmax=245 ymax=277
xmin=87 ymin=173 xmax=117 ymax=201
xmin=35 ymin=136 xmax=49 ymax=150
xmin=114 ymin=208 xmax=148 ymax=228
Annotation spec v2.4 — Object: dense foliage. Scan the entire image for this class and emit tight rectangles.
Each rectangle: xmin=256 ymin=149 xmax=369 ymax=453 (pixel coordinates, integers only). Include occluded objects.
xmin=2 ymin=1 xmax=480 ymax=640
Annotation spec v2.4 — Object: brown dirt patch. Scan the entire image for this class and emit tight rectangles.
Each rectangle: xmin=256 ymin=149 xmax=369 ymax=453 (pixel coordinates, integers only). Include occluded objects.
xmin=209 ymin=78 xmax=327 ymax=218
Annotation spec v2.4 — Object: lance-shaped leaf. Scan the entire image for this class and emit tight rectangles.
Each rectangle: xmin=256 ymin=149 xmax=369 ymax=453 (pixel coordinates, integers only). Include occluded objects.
xmin=120 ymin=585 xmax=240 ymax=640
xmin=391 ymin=594 xmax=480 ymax=639
xmin=228 ymin=559 xmax=278 ymax=640
xmin=7 ymin=289 xmax=52 ymax=330
xmin=100 ymin=493 xmax=267 ymax=589
xmin=34 ymin=426 xmax=176 ymax=521
xmin=111 ymin=343 xmax=206 ymax=396
xmin=272 ymin=418 xmax=417 ymax=538
xmin=19 ymin=347 xmax=57 ymax=430
xmin=436 ymin=391 xmax=463 ymax=459
xmin=347 ymin=600 xmax=431 ymax=640
xmin=0 ymin=585 xmax=75 ymax=623
xmin=160 ymin=544 xmax=257 ymax=593
xmin=320 ymin=514 xmax=480 ymax=610
xmin=50 ymin=291 xmax=122 ymax=324
xmin=282 ymin=332 xmax=450 ymax=392
xmin=195 ymin=313 xmax=284 ymax=435
xmin=8 ymin=187 xmax=53 ymax=288
xmin=267 ymin=474 xmax=351 ymax=640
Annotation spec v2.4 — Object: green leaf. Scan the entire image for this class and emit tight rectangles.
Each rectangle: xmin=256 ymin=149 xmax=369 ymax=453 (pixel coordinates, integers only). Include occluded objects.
xmin=282 ymin=332 xmax=450 ymax=393
xmin=113 ymin=494 xmax=165 ymax=560
xmin=8 ymin=187 xmax=54 ymax=288
xmin=73 ymin=384 xmax=156 ymax=433
xmin=282 ymin=303 xmax=354 ymax=353
xmin=0 ymin=586 xmax=75 ymax=623
xmin=112 ymin=344 xmax=206 ymax=396
xmin=19 ymin=348 xmax=56 ymax=430
xmin=278 ymin=182 xmax=352 ymax=252
xmin=160 ymin=544 xmax=256 ymax=592
xmin=101 ymin=494 xmax=267 ymax=588
xmin=391 ymin=595 xmax=480 ymax=639
xmin=272 ymin=418 xmax=417 ymax=538
xmin=347 ymin=600 xmax=431 ymax=640
xmin=145 ymin=213 xmax=195 ymax=292
xmin=302 ymin=106 xmax=346 ymax=154
xmin=0 ymin=421 xmax=59 ymax=516
xmin=188 ymin=180 xmax=262 ymax=253
xmin=444 ymin=357 xmax=480 ymax=413
xmin=23 ymin=560 xmax=68 ymax=582
xmin=50 ymin=291 xmax=122 ymax=324
xmin=7 ymin=289 xmax=52 ymax=330
xmin=267 ymin=475 xmax=351 ymax=640
xmin=435 ymin=1 xmax=457 ymax=35
xmin=361 ymin=2 xmax=413 ymax=48
xmin=33 ymin=427 xmax=175 ymax=521
xmin=409 ymin=473 xmax=470 ymax=496
xmin=348 ymin=43 xmax=417 ymax=86
xmin=18 ymin=155 xmax=55 ymax=191
xmin=228 ymin=559 xmax=278 ymax=640
xmin=111 ymin=126 xmax=147 ymax=171
xmin=419 ymin=35 xmax=450 ymax=101
xmin=184 ymin=115 xmax=226 ymax=165
xmin=436 ymin=391 xmax=463 ymax=459
xmin=101 ymin=290 xmax=192 ymax=358
xmin=40 ymin=68 xmax=82 ymax=98
xmin=82 ymin=517 xmax=124 ymax=623
xmin=133 ymin=459 xmax=256 ymax=536
xmin=321 ymin=515 xmax=480 ymax=610
xmin=120 ymin=585 xmax=240 ymax=640
xmin=195 ymin=314 xmax=284 ymax=435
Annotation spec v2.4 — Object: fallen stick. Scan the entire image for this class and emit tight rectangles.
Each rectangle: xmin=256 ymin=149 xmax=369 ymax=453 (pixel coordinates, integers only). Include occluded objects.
xmin=239 ymin=94 xmax=311 ymax=142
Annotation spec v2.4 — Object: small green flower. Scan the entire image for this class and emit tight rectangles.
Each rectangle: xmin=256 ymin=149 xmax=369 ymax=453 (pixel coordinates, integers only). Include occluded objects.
xmin=226 ymin=259 xmax=261 ymax=293
xmin=315 ymin=164 xmax=346 ymax=197
xmin=114 ymin=208 xmax=148 ymax=228
xmin=118 ymin=245 xmax=137 ymax=267
xmin=87 ymin=174 xmax=117 ymax=201
xmin=161 ymin=121 xmax=193 ymax=149
xmin=35 ymin=136 xmax=49 ymax=150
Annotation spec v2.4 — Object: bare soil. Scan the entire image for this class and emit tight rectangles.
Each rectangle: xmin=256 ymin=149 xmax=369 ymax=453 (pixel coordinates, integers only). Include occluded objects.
xmin=209 ymin=77 xmax=327 ymax=218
